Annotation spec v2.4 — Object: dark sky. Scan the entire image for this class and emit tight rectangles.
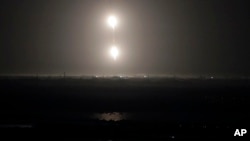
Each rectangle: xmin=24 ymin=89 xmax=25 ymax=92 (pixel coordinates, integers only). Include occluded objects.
xmin=0 ymin=0 xmax=249 ymax=75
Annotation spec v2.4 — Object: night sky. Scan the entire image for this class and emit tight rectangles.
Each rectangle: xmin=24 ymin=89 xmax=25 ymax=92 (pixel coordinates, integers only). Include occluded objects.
xmin=0 ymin=0 xmax=249 ymax=75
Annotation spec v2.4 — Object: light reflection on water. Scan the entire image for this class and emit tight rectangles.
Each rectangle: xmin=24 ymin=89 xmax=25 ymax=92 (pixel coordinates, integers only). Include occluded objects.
xmin=92 ymin=112 xmax=128 ymax=121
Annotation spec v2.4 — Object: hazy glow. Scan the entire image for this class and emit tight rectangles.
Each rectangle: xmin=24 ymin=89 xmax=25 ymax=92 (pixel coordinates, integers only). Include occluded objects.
xmin=107 ymin=16 xmax=118 ymax=29
xmin=110 ymin=46 xmax=119 ymax=60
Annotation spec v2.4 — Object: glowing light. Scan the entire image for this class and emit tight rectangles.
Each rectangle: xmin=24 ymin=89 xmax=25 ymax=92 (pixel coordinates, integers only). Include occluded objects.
xmin=110 ymin=46 xmax=119 ymax=60
xmin=107 ymin=16 xmax=118 ymax=29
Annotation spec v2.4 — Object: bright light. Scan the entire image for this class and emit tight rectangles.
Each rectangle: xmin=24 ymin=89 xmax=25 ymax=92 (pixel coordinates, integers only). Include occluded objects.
xmin=107 ymin=16 xmax=118 ymax=29
xmin=110 ymin=46 xmax=119 ymax=60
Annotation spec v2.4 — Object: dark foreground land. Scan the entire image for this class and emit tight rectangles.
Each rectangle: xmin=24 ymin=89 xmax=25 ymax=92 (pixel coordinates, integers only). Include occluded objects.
xmin=0 ymin=76 xmax=249 ymax=139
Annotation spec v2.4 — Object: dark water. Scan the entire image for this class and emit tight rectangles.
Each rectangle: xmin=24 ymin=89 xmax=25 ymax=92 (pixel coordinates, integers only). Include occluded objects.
xmin=0 ymin=77 xmax=249 ymax=139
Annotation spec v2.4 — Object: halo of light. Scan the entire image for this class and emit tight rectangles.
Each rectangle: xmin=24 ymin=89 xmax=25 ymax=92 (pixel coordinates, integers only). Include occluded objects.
xmin=110 ymin=46 xmax=119 ymax=60
xmin=107 ymin=16 xmax=118 ymax=29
